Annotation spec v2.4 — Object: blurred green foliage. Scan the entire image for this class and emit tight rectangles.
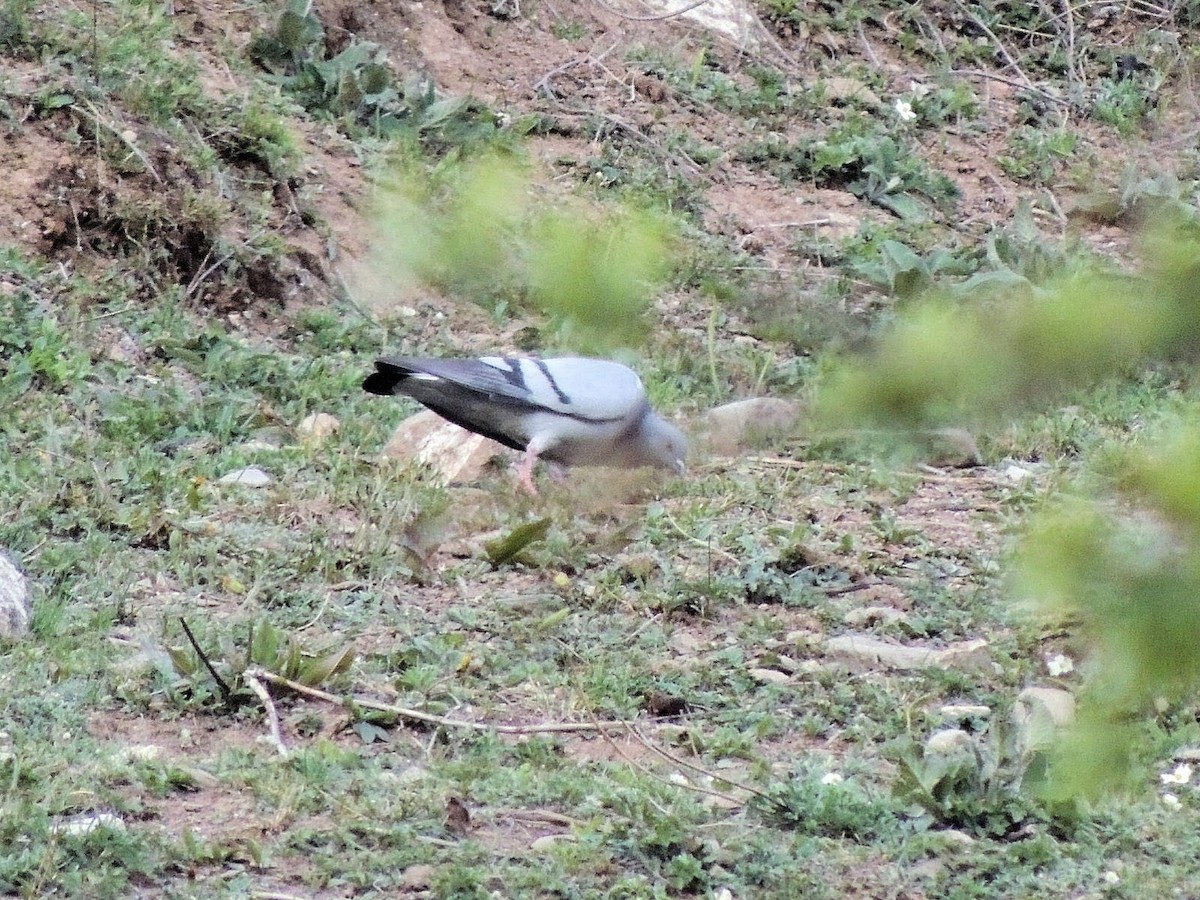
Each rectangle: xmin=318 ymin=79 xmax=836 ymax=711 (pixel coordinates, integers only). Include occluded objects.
xmin=1015 ymin=422 xmax=1200 ymax=798
xmin=820 ymin=222 xmax=1200 ymax=430
xmin=371 ymin=154 xmax=672 ymax=352
xmin=821 ymin=217 xmax=1200 ymax=796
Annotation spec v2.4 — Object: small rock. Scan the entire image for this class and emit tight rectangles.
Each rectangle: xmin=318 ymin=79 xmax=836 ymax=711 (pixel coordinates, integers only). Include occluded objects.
xmin=1013 ymin=686 xmax=1075 ymax=754
xmin=925 ymin=728 xmax=972 ymax=754
xmin=530 ymin=833 xmax=576 ymax=851
xmin=932 ymin=828 xmax=976 ymax=847
xmin=51 ymin=812 xmax=126 ymax=836
xmin=1004 ymin=464 xmax=1033 ymax=483
xmin=1045 ymin=652 xmax=1074 ymax=676
xmin=823 ymin=634 xmax=991 ymax=672
xmin=910 ymin=858 xmax=946 ymax=880
xmin=1014 ymin=686 xmax=1075 ymax=728
xmin=669 ymin=631 xmax=706 ymax=655
xmin=748 ymin=667 xmax=792 ymax=685
xmin=393 ymin=765 xmax=432 ymax=785
xmin=935 ymin=639 xmax=992 ymax=672
xmin=175 ymin=766 xmax=220 ymax=790
xmin=246 ymin=426 xmax=290 ymax=449
xmin=843 ymin=606 xmax=909 ymax=627
xmin=381 ymin=410 xmax=503 ymax=485
xmin=701 ymin=398 xmax=801 ymax=456
xmin=99 ymin=327 xmax=144 ymax=365
xmin=822 ymin=76 xmax=883 ymax=107
xmin=919 ymin=428 xmax=981 ymax=468
xmin=939 ymin=704 xmax=992 ymax=719
xmin=298 ymin=412 xmax=341 ymax=441
xmin=237 ymin=439 xmax=283 ymax=453
xmin=218 ymin=466 xmax=273 ymax=487
xmin=783 ymin=627 xmax=823 ymax=646
xmin=400 ymin=864 xmax=436 ymax=890
xmin=0 ymin=550 xmax=31 ymax=640
xmin=674 ymin=0 xmax=762 ymax=49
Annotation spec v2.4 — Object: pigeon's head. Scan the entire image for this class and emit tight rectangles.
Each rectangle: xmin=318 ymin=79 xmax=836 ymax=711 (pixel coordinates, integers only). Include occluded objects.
xmin=641 ymin=414 xmax=688 ymax=475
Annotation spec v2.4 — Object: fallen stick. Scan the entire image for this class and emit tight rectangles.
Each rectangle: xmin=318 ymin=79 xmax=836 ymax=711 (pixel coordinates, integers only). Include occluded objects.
xmin=245 ymin=668 xmax=635 ymax=735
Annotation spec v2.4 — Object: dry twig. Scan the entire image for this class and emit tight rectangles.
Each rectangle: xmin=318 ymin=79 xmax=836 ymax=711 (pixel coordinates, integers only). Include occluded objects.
xmin=583 ymin=709 xmax=747 ymax=808
xmin=954 ymin=1 xmax=1035 ymax=88
xmin=948 ymin=69 xmax=1071 ymax=107
xmin=75 ymin=100 xmax=164 ymax=184
xmin=246 ymin=667 xmax=635 ymax=734
xmin=244 ymin=670 xmax=289 ymax=757
xmin=623 ymin=722 xmax=775 ymax=803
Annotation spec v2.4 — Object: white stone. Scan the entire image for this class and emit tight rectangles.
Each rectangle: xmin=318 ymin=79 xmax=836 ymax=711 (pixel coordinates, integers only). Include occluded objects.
xmin=298 ymin=412 xmax=341 ymax=441
xmin=381 ymin=410 xmax=504 ymax=484
xmin=925 ymin=728 xmax=972 ymax=754
xmin=0 ymin=551 xmax=31 ymax=640
xmin=530 ymin=834 xmax=576 ymax=851
xmin=643 ymin=0 xmax=764 ymax=49
xmin=748 ymin=667 xmax=792 ymax=685
xmin=701 ymin=398 xmax=801 ymax=456
xmin=52 ymin=812 xmax=126 ymax=836
xmin=1015 ymin=687 xmax=1075 ymax=728
xmin=843 ymin=606 xmax=909 ymax=627
xmin=1013 ymin=686 xmax=1076 ymax=754
xmin=823 ymin=634 xmax=991 ymax=672
xmin=939 ymin=704 xmax=992 ymax=719
xmin=218 ymin=466 xmax=273 ymax=487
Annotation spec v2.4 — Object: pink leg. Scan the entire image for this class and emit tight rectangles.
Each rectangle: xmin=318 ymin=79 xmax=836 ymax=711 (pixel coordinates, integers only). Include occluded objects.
xmin=516 ymin=446 xmax=540 ymax=496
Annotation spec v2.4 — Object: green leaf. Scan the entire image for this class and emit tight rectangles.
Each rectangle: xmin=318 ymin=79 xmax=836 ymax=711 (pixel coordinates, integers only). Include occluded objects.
xmin=166 ymin=645 xmax=197 ymax=676
xmin=250 ymin=619 xmax=283 ymax=667
xmin=359 ymin=62 xmax=391 ymax=96
xmin=485 ymin=517 xmax=551 ymax=566
xmin=419 ymin=96 xmax=469 ymax=129
xmin=872 ymin=192 xmax=928 ymax=222
xmin=296 ymin=645 xmax=356 ymax=686
xmin=537 ymin=607 xmax=570 ymax=630
xmin=277 ymin=9 xmax=319 ymax=56
xmin=352 ymin=721 xmax=392 ymax=743
xmin=41 ymin=93 xmax=75 ymax=110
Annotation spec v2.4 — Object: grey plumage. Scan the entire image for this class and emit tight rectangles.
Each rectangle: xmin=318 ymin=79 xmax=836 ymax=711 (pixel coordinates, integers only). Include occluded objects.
xmin=363 ymin=355 xmax=687 ymax=492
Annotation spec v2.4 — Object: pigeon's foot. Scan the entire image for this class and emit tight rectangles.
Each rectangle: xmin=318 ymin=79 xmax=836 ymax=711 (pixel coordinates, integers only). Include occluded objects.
xmin=516 ymin=449 xmax=540 ymax=496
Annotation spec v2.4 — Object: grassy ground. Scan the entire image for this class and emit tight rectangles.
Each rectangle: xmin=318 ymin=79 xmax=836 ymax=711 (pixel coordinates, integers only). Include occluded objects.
xmin=4 ymin=0 xmax=1200 ymax=897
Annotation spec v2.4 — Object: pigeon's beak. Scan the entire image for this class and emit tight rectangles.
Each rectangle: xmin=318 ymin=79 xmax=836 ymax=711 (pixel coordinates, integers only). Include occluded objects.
xmin=673 ymin=459 xmax=687 ymax=476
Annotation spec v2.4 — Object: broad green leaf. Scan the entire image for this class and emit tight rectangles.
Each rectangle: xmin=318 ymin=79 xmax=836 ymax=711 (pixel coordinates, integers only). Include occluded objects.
xmin=485 ymin=517 xmax=551 ymax=566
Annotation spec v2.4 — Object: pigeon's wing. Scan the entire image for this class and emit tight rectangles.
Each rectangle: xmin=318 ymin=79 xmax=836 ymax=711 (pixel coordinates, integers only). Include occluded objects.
xmin=500 ymin=357 xmax=648 ymax=421
xmin=371 ymin=356 xmax=647 ymax=423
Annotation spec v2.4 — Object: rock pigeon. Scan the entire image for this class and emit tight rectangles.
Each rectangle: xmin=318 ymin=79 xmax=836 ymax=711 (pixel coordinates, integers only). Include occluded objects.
xmin=363 ymin=355 xmax=687 ymax=494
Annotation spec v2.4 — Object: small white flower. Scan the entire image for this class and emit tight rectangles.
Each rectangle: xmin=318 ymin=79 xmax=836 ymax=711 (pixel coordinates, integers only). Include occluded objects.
xmin=821 ymin=772 xmax=844 ymax=785
xmin=1160 ymin=763 xmax=1193 ymax=785
xmin=910 ymin=82 xmax=931 ymax=99
xmin=1046 ymin=653 xmax=1075 ymax=676
xmin=1102 ymin=871 xmax=1120 ymax=885
xmin=1161 ymin=792 xmax=1182 ymax=809
xmin=894 ymin=98 xmax=917 ymax=122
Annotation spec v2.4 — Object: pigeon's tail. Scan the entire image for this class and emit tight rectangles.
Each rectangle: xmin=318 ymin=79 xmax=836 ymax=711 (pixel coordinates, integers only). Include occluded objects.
xmin=362 ymin=361 xmax=415 ymax=396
